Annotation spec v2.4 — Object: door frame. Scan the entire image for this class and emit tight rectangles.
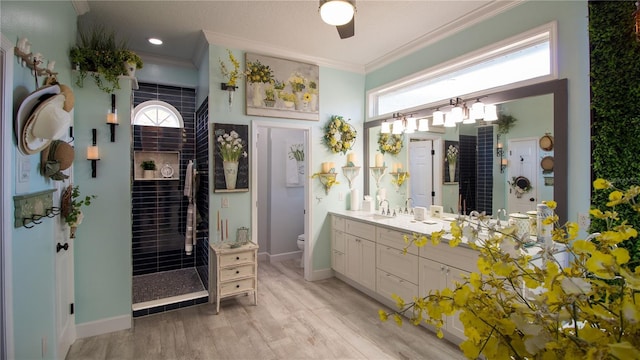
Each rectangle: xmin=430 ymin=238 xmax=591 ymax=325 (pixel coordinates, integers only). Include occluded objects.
xmin=1 ymin=33 xmax=15 ymax=360
xmin=251 ymin=120 xmax=312 ymax=280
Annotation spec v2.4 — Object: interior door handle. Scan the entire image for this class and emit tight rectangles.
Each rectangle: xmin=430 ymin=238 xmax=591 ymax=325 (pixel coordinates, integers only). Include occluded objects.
xmin=56 ymin=243 xmax=69 ymax=253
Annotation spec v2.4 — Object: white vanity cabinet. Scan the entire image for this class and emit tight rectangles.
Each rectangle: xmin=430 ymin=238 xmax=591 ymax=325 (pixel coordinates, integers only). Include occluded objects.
xmin=419 ymin=243 xmax=477 ymax=341
xmin=345 ymin=233 xmax=376 ymax=291
xmin=331 ymin=215 xmax=346 ymax=274
xmin=376 ymin=228 xmax=419 ymax=302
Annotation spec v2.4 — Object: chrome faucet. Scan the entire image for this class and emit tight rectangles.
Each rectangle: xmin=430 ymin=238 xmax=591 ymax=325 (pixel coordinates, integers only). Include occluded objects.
xmin=404 ymin=198 xmax=414 ymax=214
xmin=380 ymin=200 xmax=390 ymax=216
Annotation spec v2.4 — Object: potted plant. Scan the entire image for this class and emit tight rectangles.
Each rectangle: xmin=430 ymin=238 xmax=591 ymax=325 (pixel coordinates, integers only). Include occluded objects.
xmin=120 ymin=49 xmax=144 ymax=77
xmin=140 ymin=160 xmax=156 ymax=179
xmin=69 ymin=25 xmax=143 ymax=93
xmin=62 ymin=185 xmax=96 ymax=238
xmin=264 ymin=87 xmax=276 ymax=107
xmin=278 ymin=91 xmax=296 ymax=108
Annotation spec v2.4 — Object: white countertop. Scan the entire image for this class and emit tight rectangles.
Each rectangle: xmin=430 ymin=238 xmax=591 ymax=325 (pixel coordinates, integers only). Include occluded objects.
xmin=329 ymin=209 xmax=566 ymax=260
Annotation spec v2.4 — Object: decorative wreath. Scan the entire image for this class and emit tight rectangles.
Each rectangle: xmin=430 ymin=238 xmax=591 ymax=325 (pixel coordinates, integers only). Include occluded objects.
xmin=378 ymin=132 xmax=403 ymax=155
xmin=509 ymin=176 xmax=532 ymax=198
xmin=323 ymin=115 xmax=356 ymax=155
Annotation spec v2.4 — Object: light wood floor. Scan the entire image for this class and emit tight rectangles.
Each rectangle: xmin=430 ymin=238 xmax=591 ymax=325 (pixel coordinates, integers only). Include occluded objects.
xmin=66 ymin=260 xmax=465 ymax=360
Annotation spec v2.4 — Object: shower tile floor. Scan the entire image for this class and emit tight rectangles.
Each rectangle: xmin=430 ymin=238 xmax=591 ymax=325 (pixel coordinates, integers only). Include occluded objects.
xmin=132 ymin=268 xmax=206 ymax=305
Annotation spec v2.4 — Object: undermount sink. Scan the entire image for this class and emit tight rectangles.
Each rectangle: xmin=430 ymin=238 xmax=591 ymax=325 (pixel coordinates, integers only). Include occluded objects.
xmin=361 ymin=213 xmax=396 ymax=221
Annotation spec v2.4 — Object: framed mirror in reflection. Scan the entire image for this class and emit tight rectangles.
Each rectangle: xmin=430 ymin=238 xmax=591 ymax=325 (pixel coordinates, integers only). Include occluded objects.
xmin=363 ymin=79 xmax=568 ymax=223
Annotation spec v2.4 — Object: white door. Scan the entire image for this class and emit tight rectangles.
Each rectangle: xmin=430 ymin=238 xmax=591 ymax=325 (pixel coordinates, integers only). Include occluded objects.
xmin=507 ymin=138 xmax=538 ymax=213
xmin=55 ymin=207 xmax=75 ymax=359
xmin=409 ymin=140 xmax=434 ymax=207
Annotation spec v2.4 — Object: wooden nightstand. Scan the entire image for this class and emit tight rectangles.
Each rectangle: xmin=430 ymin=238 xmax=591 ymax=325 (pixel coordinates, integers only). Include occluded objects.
xmin=209 ymin=241 xmax=258 ymax=314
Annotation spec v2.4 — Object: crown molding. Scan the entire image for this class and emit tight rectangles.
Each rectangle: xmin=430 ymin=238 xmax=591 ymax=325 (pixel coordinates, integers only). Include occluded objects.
xmin=202 ymin=30 xmax=365 ymax=74
xmin=365 ymin=0 xmax=523 ymax=73
xmin=71 ymin=0 xmax=90 ymax=16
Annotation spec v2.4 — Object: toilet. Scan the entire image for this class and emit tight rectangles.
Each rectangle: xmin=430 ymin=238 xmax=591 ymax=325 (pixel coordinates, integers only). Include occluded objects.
xmin=297 ymin=234 xmax=305 ymax=268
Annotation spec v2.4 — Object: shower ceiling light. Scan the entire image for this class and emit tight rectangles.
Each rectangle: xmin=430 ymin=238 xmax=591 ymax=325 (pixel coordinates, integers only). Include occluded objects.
xmin=148 ymin=38 xmax=163 ymax=45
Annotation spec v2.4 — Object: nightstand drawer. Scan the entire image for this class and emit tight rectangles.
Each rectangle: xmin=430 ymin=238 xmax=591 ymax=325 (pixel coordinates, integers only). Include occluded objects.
xmin=220 ymin=250 xmax=255 ymax=267
xmin=220 ymin=264 xmax=255 ymax=282
xmin=220 ymin=278 xmax=255 ymax=296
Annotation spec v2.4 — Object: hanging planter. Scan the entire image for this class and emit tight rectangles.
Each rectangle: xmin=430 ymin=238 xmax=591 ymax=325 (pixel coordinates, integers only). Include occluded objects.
xmin=221 ymin=83 xmax=237 ymax=111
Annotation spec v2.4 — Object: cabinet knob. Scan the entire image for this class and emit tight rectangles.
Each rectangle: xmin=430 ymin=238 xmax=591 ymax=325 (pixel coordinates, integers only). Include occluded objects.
xmin=236 ymin=284 xmax=240 ymax=288
xmin=236 ymin=256 xmax=240 ymax=260
xmin=236 ymin=270 xmax=240 ymax=274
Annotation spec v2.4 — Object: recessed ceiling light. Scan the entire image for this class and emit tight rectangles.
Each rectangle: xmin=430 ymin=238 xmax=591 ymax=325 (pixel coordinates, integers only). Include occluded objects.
xmin=148 ymin=38 xmax=163 ymax=45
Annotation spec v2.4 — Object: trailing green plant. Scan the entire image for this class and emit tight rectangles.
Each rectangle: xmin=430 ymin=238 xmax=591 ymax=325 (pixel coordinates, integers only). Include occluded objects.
xmin=64 ymin=185 xmax=96 ymax=226
xmin=69 ymin=25 xmax=143 ymax=93
xmin=589 ymin=1 xmax=640 ymax=267
xmin=140 ymin=160 xmax=156 ymax=170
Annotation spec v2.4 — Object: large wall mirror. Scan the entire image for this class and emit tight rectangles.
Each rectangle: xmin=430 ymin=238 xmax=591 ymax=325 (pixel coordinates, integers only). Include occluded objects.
xmin=363 ymin=79 xmax=568 ymax=223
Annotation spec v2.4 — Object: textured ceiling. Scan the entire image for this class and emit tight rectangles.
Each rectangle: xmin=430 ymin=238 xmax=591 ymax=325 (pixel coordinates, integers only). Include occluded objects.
xmin=76 ymin=0 xmax=518 ymax=72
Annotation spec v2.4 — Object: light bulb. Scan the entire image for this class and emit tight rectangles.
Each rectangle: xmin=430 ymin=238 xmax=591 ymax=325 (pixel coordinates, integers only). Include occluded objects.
xmin=320 ymin=0 xmax=354 ymax=26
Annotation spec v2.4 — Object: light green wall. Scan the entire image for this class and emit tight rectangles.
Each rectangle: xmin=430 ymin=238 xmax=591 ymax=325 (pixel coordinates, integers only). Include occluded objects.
xmin=207 ymin=45 xmax=365 ymax=272
xmin=72 ymin=79 xmax=132 ymax=325
xmin=136 ymin=62 xmax=198 ymax=89
xmin=1 ymin=1 xmax=77 ymax=358
xmin=366 ymin=1 xmax=590 ymax=223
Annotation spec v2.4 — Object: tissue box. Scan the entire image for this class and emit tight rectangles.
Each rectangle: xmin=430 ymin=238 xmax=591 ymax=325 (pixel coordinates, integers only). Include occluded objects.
xmin=414 ymin=206 xmax=427 ymax=221
xmin=362 ymin=199 xmax=374 ymax=213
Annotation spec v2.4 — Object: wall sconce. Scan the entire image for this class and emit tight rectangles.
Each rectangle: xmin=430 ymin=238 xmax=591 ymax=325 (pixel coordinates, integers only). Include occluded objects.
xmin=500 ymin=158 xmax=508 ymax=173
xmin=87 ymin=128 xmax=100 ymax=178
xmin=106 ymin=94 xmax=118 ymax=142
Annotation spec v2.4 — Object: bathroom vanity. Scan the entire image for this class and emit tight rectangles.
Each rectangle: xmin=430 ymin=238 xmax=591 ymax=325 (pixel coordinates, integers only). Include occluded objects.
xmin=329 ymin=210 xmax=567 ymax=343
xmin=209 ymin=241 xmax=259 ymax=314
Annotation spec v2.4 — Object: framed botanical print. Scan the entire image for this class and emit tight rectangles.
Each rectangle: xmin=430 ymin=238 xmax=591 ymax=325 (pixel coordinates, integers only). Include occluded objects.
xmin=213 ymin=123 xmax=249 ymax=192
xmin=444 ymin=140 xmax=459 ymax=183
xmin=245 ymin=53 xmax=319 ymax=121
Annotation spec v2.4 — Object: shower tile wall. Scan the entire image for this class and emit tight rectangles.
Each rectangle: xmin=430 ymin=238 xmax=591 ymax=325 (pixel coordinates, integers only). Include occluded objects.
xmin=476 ymin=126 xmax=494 ymax=214
xmin=459 ymin=135 xmax=477 ymax=213
xmin=195 ymin=98 xmax=209 ymax=290
xmin=132 ymin=83 xmax=198 ymax=276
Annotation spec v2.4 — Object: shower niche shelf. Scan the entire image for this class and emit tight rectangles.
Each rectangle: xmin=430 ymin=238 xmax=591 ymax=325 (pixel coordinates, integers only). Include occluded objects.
xmin=134 ymin=151 xmax=180 ymax=180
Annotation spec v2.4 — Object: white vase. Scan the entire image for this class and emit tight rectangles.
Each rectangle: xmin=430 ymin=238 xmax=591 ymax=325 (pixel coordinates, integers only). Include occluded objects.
xmin=251 ymin=82 xmax=262 ymax=107
xmin=283 ymin=101 xmax=295 ymax=109
xmin=223 ymin=161 xmax=239 ymax=190
xmin=448 ymin=163 xmax=456 ymax=182
xmin=294 ymin=92 xmax=304 ymax=110
xmin=144 ymin=169 xmax=155 ymax=179
xmin=297 ymin=160 xmax=305 ymax=184
xmin=310 ymin=93 xmax=318 ymax=111
xmin=227 ymin=89 xmax=235 ymax=112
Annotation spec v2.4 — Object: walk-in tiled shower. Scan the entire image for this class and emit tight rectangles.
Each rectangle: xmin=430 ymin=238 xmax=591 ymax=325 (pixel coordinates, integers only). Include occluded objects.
xmin=131 ymin=83 xmax=209 ymax=317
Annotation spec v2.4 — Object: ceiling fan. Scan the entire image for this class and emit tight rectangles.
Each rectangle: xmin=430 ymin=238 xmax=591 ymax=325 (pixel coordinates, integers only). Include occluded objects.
xmin=319 ymin=0 xmax=356 ymax=39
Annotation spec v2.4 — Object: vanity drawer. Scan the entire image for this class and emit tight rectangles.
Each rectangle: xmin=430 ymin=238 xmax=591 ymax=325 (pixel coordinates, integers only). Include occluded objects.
xmin=332 ymin=215 xmax=346 ymax=232
xmin=220 ymin=264 xmax=255 ymax=282
xmin=345 ymin=219 xmax=375 ymax=240
xmin=332 ymin=250 xmax=345 ymax=274
xmin=220 ymin=278 xmax=255 ymax=296
xmin=220 ymin=250 xmax=255 ymax=267
xmin=376 ymin=269 xmax=418 ymax=303
xmin=377 ymin=227 xmax=418 ymax=255
xmin=377 ymin=245 xmax=418 ymax=284
xmin=333 ymin=229 xmax=346 ymax=253
xmin=419 ymin=244 xmax=478 ymax=273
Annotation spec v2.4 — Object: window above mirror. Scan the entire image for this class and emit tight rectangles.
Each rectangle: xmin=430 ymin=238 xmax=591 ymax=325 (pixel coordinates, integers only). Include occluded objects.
xmin=368 ymin=22 xmax=557 ymax=119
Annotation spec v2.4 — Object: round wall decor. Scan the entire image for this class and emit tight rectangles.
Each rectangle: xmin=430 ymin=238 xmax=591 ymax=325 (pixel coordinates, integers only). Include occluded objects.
xmin=539 ymin=133 xmax=554 ymax=151
xmin=541 ymin=156 xmax=554 ymax=173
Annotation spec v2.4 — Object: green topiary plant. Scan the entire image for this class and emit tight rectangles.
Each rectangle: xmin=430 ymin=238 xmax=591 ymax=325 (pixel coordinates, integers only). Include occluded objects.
xmin=140 ymin=160 xmax=156 ymax=170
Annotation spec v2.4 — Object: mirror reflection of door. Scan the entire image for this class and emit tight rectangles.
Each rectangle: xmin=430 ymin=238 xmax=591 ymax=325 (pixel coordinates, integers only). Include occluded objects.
xmin=409 ymin=139 xmax=434 ymax=207
xmin=507 ymin=138 xmax=539 ymax=213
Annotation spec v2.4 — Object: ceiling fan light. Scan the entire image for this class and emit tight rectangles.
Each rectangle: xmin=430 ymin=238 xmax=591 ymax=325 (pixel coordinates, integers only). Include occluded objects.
xmin=392 ymin=119 xmax=404 ymax=134
xmin=418 ymin=118 xmax=429 ymax=131
xmin=320 ymin=0 xmax=354 ymax=26
xmin=484 ymin=104 xmax=498 ymax=121
xmin=432 ymin=109 xmax=444 ymax=126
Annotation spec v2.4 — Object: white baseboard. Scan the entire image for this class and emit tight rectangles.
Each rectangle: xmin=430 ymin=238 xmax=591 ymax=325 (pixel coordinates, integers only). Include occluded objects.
xmin=267 ymin=250 xmax=301 ymax=263
xmin=309 ymin=267 xmax=334 ymax=281
xmin=75 ymin=314 xmax=132 ymax=339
